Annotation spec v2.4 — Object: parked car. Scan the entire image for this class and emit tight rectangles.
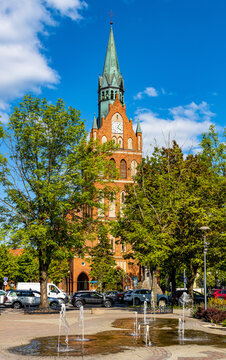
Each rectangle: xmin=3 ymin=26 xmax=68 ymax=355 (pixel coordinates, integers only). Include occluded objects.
xmin=211 ymin=289 xmax=226 ymax=300
xmin=174 ymin=290 xmax=207 ymax=305
xmin=71 ymin=291 xmax=113 ymax=308
xmin=103 ymin=290 xmax=120 ymax=302
xmin=123 ymin=289 xmax=170 ymax=306
xmin=0 ymin=290 xmax=6 ymax=305
xmin=3 ymin=290 xmax=64 ymax=309
xmin=16 ymin=282 xmax=68 ymax=303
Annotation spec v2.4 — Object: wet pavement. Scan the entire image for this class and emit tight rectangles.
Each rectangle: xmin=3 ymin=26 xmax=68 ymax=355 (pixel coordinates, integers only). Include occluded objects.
xmin=0 ymin=306 xmax=226 ymax=359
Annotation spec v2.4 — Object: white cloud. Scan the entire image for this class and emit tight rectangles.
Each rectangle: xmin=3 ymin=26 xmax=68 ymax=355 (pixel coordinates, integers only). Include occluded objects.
xmin=45 ymin=0 xmax=87 ymax=20
xmin=134 ymin=86 xmax=158 ymax=100
xmin=134 ymin=101 xmax=215 ymax=156
xmin=0 ymin=0 xmax=87 ymax=123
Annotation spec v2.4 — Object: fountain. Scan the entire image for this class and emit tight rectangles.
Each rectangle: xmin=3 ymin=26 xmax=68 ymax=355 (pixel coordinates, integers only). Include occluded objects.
xmin=144 ymin=324 xmax=151 ymax=346
xmin=178 ymin=292 xmax=191 ymax=341
xmin=132 ymin=311 xmax=138 ymax=337
xmin=57 ymin=303 xmax=70 ymax=352
xmin=78 ymin=305 xmax=85 ymax=342
xmin=143 ymin=300 xmax=147 ymax=324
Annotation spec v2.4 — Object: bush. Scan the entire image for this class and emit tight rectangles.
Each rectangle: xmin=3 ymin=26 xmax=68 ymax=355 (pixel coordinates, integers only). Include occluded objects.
xmin=192 ymin=303 xmax=226 ymax=324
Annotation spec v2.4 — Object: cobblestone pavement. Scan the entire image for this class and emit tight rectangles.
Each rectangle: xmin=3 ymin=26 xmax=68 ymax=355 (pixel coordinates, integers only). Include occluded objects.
xmin=0 ymin=307 xmax=225 ymax=360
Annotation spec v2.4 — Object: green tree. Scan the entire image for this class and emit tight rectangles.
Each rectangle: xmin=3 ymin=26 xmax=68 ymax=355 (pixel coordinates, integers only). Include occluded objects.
xmin=89 ymin=223 xmax=124 ymax=291
xmin=0 ymin=244 xmax=18 ymax=286
xmin=113 ymin=141 xmax=225 ymax=301
xmin=0 ymin=95 xmax=116 ymax=307
xmin=16 ymin=248 xmax=39 ymax=283
xmin=48 ymin=249 xmax=71 ymax=285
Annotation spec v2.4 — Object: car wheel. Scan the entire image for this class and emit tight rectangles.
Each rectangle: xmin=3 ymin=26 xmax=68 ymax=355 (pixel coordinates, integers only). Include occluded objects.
xmin=158 ymin=299 xmax=167 ymax=306
xmin=134 ymin=298 xmax=140 ymax=306
xmin=50 ymin=301 xmax=59 ymax=309
xmin=104 ymin=300 xmax=112 ymax=308
xmin=75 ymin=300 xmax=83 ymax=308
xmin=13 ymin=301 xmax=22 ymax=309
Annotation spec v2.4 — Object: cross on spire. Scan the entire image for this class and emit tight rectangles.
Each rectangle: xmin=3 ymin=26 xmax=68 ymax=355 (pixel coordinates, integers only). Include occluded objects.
xmin=109 ymin=10 xmax=114 ymax=25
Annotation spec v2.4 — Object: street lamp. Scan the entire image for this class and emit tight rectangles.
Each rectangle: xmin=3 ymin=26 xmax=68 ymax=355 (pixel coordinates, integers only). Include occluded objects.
xmin=199 ymin=226 xmax=210 ymax=310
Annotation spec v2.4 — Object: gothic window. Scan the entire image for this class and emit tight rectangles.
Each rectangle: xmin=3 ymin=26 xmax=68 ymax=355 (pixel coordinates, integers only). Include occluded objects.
xmin=121 ymin=242 xmax=126 ymax=253
xmin=111 ymin=90 xmax=114 ymax=100
xmin=131 ymin=160 xmax=138 ymax=177
xmin=128 ymin=138 xmax=133 ymax=149
xmin=120 ymin=191 xmax=126 ymax=215
xmin=94 ymin=132 xmax=97 ymax=140
xmin=138 ymin=135 xmax=141 ymax=150
xmin=97 ymin=194 xmax=104 ymax=218
xmin=118 ymin=137 xmax=123 ymax=148
xmin=109 ymin=158 xmax=116 ymax=179
xmin=106 ymin=90 xmax=109 ymax=99
xmin=102 ymin=91 xmax=104 ymax=100
xmin=115 ymin=91 xmax=117 ymax=99
xmin=110 ymin=235 xmax=115 ymax=252
xmin=120 ymin=159 xmax=127 ymax=179
xmin=109 ymin=192 xmax=116 ymax=218
xmin=112 ymin=136 xmax=117 ymax=144
xmin=102 ymin=135 xmax=107 ymax=144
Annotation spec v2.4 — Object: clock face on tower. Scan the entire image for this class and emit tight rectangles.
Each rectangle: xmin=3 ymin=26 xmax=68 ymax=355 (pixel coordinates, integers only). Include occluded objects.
xmin=112 ymin=121 xmax=123 ymax=134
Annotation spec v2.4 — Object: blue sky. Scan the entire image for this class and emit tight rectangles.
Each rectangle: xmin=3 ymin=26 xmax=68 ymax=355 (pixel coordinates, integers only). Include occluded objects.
xmin=0 ymin=0 xmax=225 ymax=155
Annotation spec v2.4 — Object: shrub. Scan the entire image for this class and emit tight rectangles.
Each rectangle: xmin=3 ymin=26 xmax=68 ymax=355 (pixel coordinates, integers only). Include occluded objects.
xmin=192 ymin=303 xmax=226 ymax=324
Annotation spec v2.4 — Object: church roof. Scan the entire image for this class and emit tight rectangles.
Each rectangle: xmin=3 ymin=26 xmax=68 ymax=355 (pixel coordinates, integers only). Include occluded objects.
xmin=102 ymin=25 xmax=121 ymax=82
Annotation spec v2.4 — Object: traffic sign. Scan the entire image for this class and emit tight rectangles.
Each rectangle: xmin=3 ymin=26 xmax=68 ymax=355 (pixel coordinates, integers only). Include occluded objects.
xmin=3 ymin=281 xmax=8 ymax=286
xmin=4 ymin=277 xmax=8 ymax=281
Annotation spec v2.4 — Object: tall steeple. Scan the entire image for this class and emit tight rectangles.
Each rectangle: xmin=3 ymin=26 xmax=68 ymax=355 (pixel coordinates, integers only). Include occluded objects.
xmin=97 ymin=24 xmax=125 ymax=128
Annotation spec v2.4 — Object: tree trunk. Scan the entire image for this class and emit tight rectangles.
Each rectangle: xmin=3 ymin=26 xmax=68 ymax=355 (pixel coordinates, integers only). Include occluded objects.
xmin=150 ymin=269 xmax=159 ymax=305
xmin=39 ymin=253 xmax=49 ymax=308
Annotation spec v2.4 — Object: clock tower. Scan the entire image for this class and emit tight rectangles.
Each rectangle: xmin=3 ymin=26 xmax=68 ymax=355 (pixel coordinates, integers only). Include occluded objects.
xmin=68 ymin=24 xmax=143 ymax=293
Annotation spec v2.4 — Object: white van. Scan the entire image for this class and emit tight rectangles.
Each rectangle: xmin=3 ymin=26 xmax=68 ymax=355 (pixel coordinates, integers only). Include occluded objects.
xmin=16 ymin=282 xmax=68 ymax=303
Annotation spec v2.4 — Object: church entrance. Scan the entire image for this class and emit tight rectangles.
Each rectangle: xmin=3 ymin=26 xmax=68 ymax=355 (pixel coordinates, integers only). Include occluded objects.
xmin=77 ymin=272 xmax=89 ymax=291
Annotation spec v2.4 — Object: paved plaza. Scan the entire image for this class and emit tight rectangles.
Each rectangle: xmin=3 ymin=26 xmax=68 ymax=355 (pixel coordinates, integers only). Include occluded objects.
xmin=0 ymin=306 xmax=225 ymax=360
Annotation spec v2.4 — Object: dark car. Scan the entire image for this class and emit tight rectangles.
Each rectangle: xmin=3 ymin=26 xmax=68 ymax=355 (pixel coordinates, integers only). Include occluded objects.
xmin=71 ymin=291 xmax=113 ymax=308
xmin=174 ymin=290 xmax=206 ymax=305
xmin=103 ymin=291 xmax=120 ymax=302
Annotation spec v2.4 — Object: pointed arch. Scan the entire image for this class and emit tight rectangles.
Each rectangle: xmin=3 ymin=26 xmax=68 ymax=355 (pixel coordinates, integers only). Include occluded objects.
xmin=77 ymin=272 xmax=89 ymax=291
xmin=128 ymin=138 xmax=133 ymax=149
xmin=131 ymin=160 xmax=138 ymax=177
xmin=102 ymin=135 xmax=107 ymax=144
xmin=118 ymin=137 xmax=123 ymax=148
xmin=120 ymin=159 xmax=127 ymax=179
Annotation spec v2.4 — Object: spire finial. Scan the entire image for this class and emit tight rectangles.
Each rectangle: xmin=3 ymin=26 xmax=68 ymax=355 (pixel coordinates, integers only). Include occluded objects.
xmin=136 ymin=119 xmax=142 ymax=133
xmin=92 ymin=114 xmax=98 ymax=130
xmin=109 ymin=10 xmax=114 ymax=26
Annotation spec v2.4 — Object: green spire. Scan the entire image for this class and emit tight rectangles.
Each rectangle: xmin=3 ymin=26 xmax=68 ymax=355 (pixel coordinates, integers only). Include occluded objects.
xmin=102 ymin=25 xmax=121 ymax=81
xmin=136 ymin=119 xmax=142 ymax=133
xmin=92 ymin=114 xmax=97 ymax=129
xmin=98 ymin=25 xmax=125 ymax=128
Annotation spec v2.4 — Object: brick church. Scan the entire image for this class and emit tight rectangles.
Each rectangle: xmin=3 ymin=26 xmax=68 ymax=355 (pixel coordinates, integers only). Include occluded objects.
xmin=66 ymin=24 xmax=143 ymax=293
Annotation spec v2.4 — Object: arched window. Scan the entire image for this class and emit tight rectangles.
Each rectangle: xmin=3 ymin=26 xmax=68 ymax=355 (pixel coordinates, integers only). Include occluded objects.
xmin=97 ymin=192 xmax=104 ymax=218
xmin=110 ymin=235 xmax=115 ymax=252
xmin=138 ymin=135 xmax=141 ymax=150
xmin=111 ymin=90 xmax=114 ymax=100
xmin=112 ymin=136 xmax=117 ymax=144
xmin=106 ymin=90 xmax=109 ymax=99
xmin=115 ymin=91 xmax=117 ymax=99
xmin=109 ymin=158 xmax=116 ymax=179
xmin=102 ymin=91 xmax=104 ymax=100
xmin=118 ymin=137 xmax=123 ymax=148
xmin=93 ymin=132 xmax=97 ymax=140
xmin=131 ymin=160 xmax=137 ymax=177
xmin=109 ymin=192 xmax=116 ymax=218
xmin=120 ymin=191 xmax=126 ymax=215
xmin=102 ymin=135 xmax=107 ymax=144
xmin=128 ymin=138 xmax=133 ymax=149
xmin=120 ymin=159 xmax=127 ymax=179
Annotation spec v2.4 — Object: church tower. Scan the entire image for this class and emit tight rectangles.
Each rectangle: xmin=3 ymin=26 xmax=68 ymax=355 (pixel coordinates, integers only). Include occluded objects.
xmin=68 ymin=25 xmax=143 ymax=294
xmin=90 ymin=24 xmax=143 ymax=278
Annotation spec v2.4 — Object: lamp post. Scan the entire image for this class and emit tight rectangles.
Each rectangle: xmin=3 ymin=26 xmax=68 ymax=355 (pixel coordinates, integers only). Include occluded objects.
xmin=199 ymin=226 xmax=210 ymax=310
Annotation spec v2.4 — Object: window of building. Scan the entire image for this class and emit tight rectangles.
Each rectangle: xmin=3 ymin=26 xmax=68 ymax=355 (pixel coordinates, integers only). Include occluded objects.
xmin=128 ymin=138 xmax=133 ymax=149
xmin=118 ymin=137 xmax=123 ymax=148
xmin=102 ymin=91 xmax=104 ymax=100
xmin=131 ymin=160 xmax=137 ymax=177
xmin=109 ymin=158 xmax=116 ymax=179
xmin=102 ymin=135 xmax=107 ymax=144
xmin=110 ymin=235 xmax=115 ymax=252
xmin=112 ymin=136 xmax=117 ymax=144
xmin=120 ymin=191 xmax=126 ymax=215
xmin=120 ymin=159 xmax=127 ymax=179
xmin=106 ymin=90 xmax=109 ymax=99
xmin=111 ymin=90 xmax=114 ymax=100
xmin=138 ymin=135 xmax=141 ymax=150
xmin=121 ymin=242 xmax=126 ymax=252
xmin=109 ymin=192 xmax=116 ymax=218
xmin=97 ymin=194 xmax=104 ymax=218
